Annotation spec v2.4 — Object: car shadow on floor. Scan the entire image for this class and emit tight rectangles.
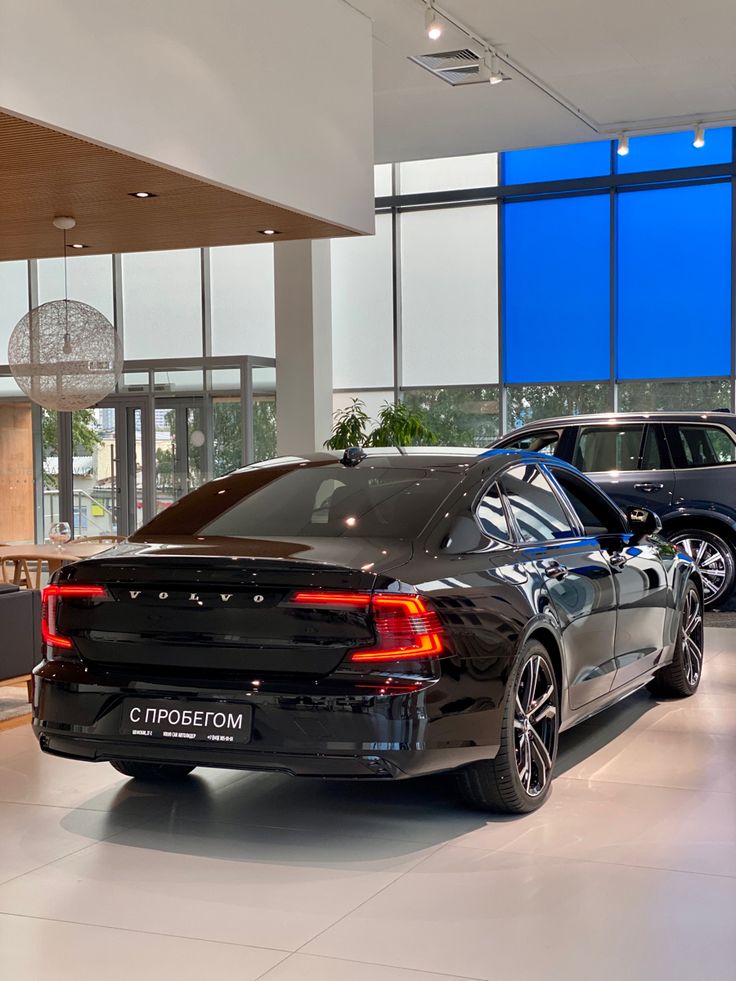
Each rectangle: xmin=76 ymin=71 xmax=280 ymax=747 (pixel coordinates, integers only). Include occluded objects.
xmin=55 ymin=688 xmax=667 ymax=866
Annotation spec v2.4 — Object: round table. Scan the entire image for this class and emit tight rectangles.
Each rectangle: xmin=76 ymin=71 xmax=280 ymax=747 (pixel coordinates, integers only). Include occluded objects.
xmin=0 ymin=541 xmax=115 ymax=587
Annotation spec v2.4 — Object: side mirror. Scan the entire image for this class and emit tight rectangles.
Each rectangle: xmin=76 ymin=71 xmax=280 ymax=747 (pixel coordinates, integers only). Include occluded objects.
xmin=627 ymin=506 xmax=662 ymax=542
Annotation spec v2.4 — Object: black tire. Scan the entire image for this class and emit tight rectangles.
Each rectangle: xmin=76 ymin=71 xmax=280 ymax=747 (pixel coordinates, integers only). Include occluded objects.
xmin=667 ymin=529 xmax=735 ymax=608
xmin=456 ymin=640 xmax=559 ymax=814
xmin=648 ymin=582 xmax=703 ymax=698
xmin=110 ymin=760 xmax=196 ymax=782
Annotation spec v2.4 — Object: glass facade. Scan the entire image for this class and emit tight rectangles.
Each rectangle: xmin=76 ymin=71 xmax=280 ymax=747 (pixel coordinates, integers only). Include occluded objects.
xmin=2 ymin=123 xmax=736 ymax=543
xmin=337 ymin=126 xmax=736 ymax=445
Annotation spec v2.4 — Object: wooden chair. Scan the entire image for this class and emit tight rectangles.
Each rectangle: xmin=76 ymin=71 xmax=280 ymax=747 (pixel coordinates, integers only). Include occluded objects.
xmin=1 ymin=556 xmax=43 ymax=590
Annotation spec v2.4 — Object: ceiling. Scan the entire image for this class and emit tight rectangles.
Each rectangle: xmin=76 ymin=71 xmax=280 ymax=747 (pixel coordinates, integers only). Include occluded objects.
xmin=351 ymin=0 xmax=736 ymax=161
xmin=0 ymin=112 xmax=354 ymax=262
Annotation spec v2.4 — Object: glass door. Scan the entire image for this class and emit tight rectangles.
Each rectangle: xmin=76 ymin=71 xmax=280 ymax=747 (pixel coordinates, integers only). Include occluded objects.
xmin=92 ymin=399 xmax=151 ymax=537
xmin=154 ymin=397 xmax=208 ymax=514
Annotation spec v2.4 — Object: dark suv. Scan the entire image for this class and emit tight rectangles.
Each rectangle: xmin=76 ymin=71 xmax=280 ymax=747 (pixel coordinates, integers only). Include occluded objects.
xmin=493 ymin=411 xmax=736 ymax=607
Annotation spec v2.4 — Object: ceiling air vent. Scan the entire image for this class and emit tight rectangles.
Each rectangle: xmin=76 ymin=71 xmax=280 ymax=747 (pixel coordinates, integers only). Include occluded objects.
xmin=409 ymin=48 xmax=486 ymax=86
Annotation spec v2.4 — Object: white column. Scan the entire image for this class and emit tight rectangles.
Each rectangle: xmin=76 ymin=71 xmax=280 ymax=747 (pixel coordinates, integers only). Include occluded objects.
xmin=274 ymin=239 xmax=333 ymax=455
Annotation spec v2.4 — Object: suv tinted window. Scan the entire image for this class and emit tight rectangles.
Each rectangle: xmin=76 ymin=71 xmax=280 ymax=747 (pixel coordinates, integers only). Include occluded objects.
xmin=501 ymin=430 xmax=560 ymax=455
xmin=134 ymin=461 xmax=458 ymax=539
xmin=550 ymin=468 xmax=625 ymax=537
xmin=675 ymin=425 xmax=736 ymax=468
xmin=476 ymin=482 xmax=511 ymax=540
xmin=573 ymin=425 xmax=662 ymax=472
xmin=500 ymin=465 xmax=575 ymax=543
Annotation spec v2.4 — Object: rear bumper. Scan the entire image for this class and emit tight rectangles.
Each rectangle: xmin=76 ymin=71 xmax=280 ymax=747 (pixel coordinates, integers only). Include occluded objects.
xmin=32 ymin=661 xmax=502 ymax=780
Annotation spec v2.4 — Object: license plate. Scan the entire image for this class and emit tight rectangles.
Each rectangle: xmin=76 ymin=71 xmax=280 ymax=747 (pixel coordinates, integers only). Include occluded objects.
xmin=119 ymin=698 xmax=252 ymax=745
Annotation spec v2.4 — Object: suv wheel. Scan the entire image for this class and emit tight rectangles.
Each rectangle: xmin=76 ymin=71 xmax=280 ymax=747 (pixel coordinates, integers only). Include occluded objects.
xmin=668 ymin=529 xmax=735 ymax=608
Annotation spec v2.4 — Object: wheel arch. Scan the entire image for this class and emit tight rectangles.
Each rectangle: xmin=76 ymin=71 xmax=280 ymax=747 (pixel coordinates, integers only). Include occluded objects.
xmin=525 ymin=625 xmax=564 ymax=700
xmin=662 ymin=512 xmax=736 ymax=547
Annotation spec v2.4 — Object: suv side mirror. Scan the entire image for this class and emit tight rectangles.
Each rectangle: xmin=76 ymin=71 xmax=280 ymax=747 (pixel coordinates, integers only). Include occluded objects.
xmin=627 ymin=506 xmax=662 ymax=542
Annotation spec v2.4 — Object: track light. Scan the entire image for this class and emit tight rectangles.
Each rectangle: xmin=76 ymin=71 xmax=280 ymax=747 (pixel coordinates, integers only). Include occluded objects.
xmin=617 ymin=134 xmax=629 ymax=156
xmin=693 ymin=124 xmax=705 ymax=148
xmin=488 ymin=52 xmax=504 ymax=85
xmin=425 ymin=2 xmax=442 ymax=40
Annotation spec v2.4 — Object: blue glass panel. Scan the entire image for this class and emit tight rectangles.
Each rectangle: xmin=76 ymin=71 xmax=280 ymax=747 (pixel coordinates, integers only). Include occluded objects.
xmin=502 ymin=141 xmax=611 ymax=184
xmin=617 ymin=183 xmax=731 ymax=380
xmin=504 ymin=195 xmax=610 ymax=383
xmin=617 ymin=127 xmax=732 ymax=173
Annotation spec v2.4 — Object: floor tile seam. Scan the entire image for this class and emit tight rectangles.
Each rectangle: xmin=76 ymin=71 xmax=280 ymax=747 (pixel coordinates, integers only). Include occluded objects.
xmin=0 ymin=909 xmax=295 ymax=953
xmin=558 ymin=774 xmax=736 ymax=796
xmin=0 ymin=833 xmax=132 ymax=890
xmin=287 ymin=841 xmax=449 ymax=959
xmin=493 ymin=846 xmax=736 ymax=882
xmin=255 ymin=949 xmax=487 ymax=981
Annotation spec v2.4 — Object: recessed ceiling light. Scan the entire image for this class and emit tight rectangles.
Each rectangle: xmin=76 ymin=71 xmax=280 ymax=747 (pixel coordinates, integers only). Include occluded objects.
xmin=68 ymin=243 xmax=88 ymax=249
xmin=259 ymin=229 xmax=280 ymax=236
xmin=129 ymin=191 xmax=157 ymax=198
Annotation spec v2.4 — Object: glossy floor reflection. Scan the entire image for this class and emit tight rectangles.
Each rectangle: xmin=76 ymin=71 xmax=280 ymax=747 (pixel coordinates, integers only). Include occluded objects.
xmin=0 ymin=629 xmax=734 ymax=980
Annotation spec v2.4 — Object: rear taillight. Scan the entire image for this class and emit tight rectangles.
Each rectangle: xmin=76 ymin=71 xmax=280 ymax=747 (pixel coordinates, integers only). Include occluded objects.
xmin=292 ymin=590 xmax=445 ymax=662
xmin=41 ymin=584 xmax=108 ymax=653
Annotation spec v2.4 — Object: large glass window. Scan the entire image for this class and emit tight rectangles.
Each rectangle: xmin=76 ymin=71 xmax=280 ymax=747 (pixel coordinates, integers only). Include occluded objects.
xmin=331 ymin=213 xmax=394 ymax=389
xmin=504 ymin=194 xmax=610 ymax=383
xmin=0 ymin=260 xmax=29 ymax=363
xmin=503 ymin=141 xmax=611 ymax=184
xmin=401 ymin=205 xmax=498 ymax=386
xmin=122 ymin=249 xmax=202 ymax=358
xmin=618 ymin=379 xmax=732 ymax=412
xmin=399 ymin=153 xmax=498 ymax=194
xmin=616 ymin=128 xmax=732 ymax=174
xmin=402 ymin=386 xmax=500 ymax=446
xmin=210 ymin=244 xmax=275 ymax=358
xmin=37 ymin=255 xmax=114 ymax=322
xmin=507 ymin=383 xmax=610 ymax=428
xmin=617 ymin=183 xmax=732 ymax=379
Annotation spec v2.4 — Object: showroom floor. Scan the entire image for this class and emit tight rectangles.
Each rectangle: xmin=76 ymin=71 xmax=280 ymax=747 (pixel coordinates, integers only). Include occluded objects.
xmin=0 ymin=630 xmax=734 ymax=981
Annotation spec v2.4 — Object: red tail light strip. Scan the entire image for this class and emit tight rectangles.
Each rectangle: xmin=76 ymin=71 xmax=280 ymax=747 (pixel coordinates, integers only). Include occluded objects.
xmin=292 ymin=590 xmax=444 ymax=662
xmin=41 ymin=585 xmax=108 ymax=651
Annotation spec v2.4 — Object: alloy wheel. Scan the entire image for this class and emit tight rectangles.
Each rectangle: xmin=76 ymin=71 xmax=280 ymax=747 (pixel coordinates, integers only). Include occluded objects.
xmin=681 ymin=589 xmax=704 ymax=687
xmin=672 ymin=535 xmax=728 ymax=603
xmin=513 ymin=654 xmax=557 ymax=797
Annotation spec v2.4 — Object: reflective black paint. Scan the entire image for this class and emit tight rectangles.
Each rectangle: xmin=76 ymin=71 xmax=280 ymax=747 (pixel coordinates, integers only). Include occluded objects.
xmin=33 ymin=450 xmax=696 ymax=781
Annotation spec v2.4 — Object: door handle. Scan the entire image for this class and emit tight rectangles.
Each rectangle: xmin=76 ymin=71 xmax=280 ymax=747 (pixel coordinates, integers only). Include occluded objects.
xmin=633 ymin=482 xmax=664 ymax=492
xmin=608 ymin=551 xmax=628 ymax=571
xmin=541 ymin=560 xmax=569 ymax=581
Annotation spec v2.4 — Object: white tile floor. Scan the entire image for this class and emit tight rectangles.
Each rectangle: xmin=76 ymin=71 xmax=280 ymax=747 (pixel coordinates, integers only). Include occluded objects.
xmin=1 ymin=628 xmax=735 ymax=981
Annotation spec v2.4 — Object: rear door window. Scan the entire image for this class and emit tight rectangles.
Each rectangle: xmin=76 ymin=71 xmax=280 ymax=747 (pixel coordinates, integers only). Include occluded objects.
xmin=674 ymin=425 xmax=736 ymax=468
xmin=499 ymin=464 xmax=577 ymax=543
xmin=573 ymin=425 xmax=663 ymax=473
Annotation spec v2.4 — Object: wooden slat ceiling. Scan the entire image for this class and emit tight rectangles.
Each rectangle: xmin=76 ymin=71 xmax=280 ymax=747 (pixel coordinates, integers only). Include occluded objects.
xmin=0 ymin=111 xmax=357 ymax=261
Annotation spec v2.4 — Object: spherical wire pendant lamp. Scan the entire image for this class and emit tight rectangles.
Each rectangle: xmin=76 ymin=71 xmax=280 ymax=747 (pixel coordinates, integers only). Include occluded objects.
xmin=7 ymin=218 xmax=123 ymax=412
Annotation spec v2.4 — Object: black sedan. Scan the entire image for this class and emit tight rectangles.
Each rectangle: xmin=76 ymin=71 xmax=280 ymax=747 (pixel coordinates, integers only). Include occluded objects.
xmin=33 ymin=448 xmax=702 ymax=813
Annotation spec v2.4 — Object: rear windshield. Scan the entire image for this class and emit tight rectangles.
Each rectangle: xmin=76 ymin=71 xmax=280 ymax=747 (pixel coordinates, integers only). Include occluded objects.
xmin=134 ymin=461 xmax=459 ymax=540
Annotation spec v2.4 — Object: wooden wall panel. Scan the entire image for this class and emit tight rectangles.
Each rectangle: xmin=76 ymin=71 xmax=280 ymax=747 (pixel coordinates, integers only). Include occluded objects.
xmin=0 ymin=403 xmax=35 ymax=544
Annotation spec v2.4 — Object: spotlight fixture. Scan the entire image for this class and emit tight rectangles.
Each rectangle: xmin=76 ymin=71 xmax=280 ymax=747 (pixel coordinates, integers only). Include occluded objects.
xmin=425 ymin=2 xmax=442 ymax=40
xmin=259 ymin=229 xmax=280 ymax=236
xmin=617 ymin=134 xmax=630 ymax=156
xmin=68 ymin=243 xmax=88 ymax=249
xmin=129 ymin=191 xmax=157 ymax=198
xmin=693 ymin=124 xmax=705 ymax=148
xmin=488 ymin=52 xmax=504 ymax=85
